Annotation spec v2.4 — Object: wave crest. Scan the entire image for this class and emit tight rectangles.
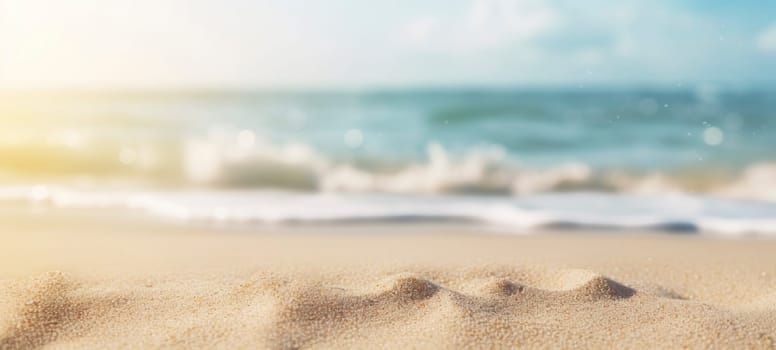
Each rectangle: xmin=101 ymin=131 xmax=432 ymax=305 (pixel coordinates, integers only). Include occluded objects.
xmin=1 ymin=131 xmax=775 ymax=202
xmin=180 ymin=135 xmax=776 ymax=203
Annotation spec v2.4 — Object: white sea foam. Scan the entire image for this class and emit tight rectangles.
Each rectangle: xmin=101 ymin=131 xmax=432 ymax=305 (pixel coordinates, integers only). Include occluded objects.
xmin=1 ymin=186 xmax=774 ymax=236
xmin=177 ymin=134 xmax=776 ymax=204
xmin=179 ymin=135 xmax=604 ymax=195
xmin=716 ymin=163 xmax=776 ymax=202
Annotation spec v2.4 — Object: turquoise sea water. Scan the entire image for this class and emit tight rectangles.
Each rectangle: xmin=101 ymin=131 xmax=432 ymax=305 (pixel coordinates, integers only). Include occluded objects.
xmin=1 ymin=88 xmax=775 ymax=234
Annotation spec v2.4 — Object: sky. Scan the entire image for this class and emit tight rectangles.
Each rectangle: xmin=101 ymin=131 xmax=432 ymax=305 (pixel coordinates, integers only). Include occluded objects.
xmin=1 ymin=0 xmax=775 ymax=89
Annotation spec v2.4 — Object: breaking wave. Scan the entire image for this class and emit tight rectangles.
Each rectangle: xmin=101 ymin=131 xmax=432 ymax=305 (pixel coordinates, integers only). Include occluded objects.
xmin=185 ymin=135 xmax=776 ymax=202
xmin=1 ymin=133 xmax=776 ymax=202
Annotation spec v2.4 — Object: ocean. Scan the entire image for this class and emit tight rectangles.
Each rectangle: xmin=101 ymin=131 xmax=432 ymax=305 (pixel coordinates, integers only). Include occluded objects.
xmin=1 ymin=88 xmax=775 ymax=235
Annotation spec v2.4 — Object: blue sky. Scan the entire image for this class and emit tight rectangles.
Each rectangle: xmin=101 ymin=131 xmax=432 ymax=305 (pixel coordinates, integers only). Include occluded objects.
xmin=1 ymin=0 xmax=775 ymax=88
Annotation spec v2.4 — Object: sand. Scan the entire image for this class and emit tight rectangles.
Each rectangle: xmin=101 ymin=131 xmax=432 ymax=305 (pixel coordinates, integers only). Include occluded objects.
xmin=1 ymin=212 xmax=775 ymax=349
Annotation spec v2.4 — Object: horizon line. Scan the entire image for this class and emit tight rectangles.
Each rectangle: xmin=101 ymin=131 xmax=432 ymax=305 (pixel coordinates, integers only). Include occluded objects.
xmin=2 ymin=80 xmax=776 ymax=96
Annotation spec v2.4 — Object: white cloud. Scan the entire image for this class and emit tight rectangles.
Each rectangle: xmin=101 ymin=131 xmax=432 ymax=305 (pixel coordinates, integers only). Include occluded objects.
xmin=402 ymin=17 xmax=440 ymax=44
xmin=399 ymin=0 xmax=559 ymax=51
xmin=466 ymin=0 xmax=560 ymax=46
xmin=389 ymin=0 xmax=769 ymax=85
xmin=755 ymin=24 xmax=776 ymax=53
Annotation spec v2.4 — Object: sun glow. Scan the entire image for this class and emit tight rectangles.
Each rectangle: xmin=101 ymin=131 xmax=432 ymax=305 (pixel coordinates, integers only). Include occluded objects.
xmin=0 ymin=0 xmax=312 ymax=89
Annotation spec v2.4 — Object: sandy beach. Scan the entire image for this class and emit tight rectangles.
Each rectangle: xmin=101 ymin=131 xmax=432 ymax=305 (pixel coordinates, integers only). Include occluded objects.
xmin=2 ymin=0 xmax=776 ymax=348
xmin=1 ymin=212 xmax=775 ymax=349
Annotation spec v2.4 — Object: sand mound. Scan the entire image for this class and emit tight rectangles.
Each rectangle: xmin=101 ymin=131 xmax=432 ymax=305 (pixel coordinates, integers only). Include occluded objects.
xmin=0 ymin=271 xmax=80 ymax=349
xmin=378 ymin=274 xmax=440 ymax=301
xmin=0 ymin=272 xmax=133 ymax=350
xmin=480 ymin=278 xmax=526 ymax=296
xmin=1 ymin=265 xmax=774 ymax=349
xmin=554 ymin=269 xmax=635 ymax=300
